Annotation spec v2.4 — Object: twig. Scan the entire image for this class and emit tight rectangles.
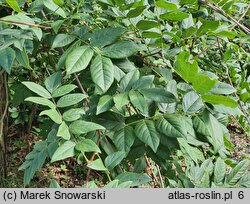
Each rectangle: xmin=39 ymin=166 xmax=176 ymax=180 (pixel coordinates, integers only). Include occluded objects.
xmin=192 ymin=41 xmax=217 ymax=59
xmin=129 ymin=102 xmax=140 ymax=116
xmin=225 ymin=67 xmax=250 ymax=127
xmin=41 ymin=9 xmax=48 ymax=21
xmin=0 ymin=72 xmax=9 ymax=177
xmin=230 ymin=4 xmax=250 ymax=31
xmin=156 ymin=165 xmax=165 ymax=188
xmin=193 ymin=3 xmax=250 ymax=59
xmin=204 ymin=1 xmax=250 ymax=34
xmin=0 ymin=19 xmax=52 ymax=30
xmin=216 ymin=37 xmax=250 ymax=128
xmin=85 ymin=130 xmax=102 ymax=186
xmin=144 ymin=155 xmax=159 ymax=186
xmin=126 ymin=104 xmax=132 ymax=117
xmin=73 ymin=73 xmax=90 ymax=104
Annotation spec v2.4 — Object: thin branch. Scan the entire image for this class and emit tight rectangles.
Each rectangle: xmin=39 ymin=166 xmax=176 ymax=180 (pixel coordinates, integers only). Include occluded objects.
xmin=192 ymin=41 xmax=217 ymax=59
xmin=230 ymin=4 xmax=250 ymax=31
xmin=193 ymin=3 xmax=250 ymax=59
xmin=215 ymin=33 xmax=250 ymax=128
xmin=0 ymin=19 xmax=52 ymax=30
xmin=144 ymin=155 xmax=159 ymax=187
xmin=73 ymin=73 xmax=90 ymax=104
xmin=156 ymin=165 xmax=165 ymax=188
xmin=225 ymin=67 xmax=250 ymax=127
xmin=85 ymin=130 xmax=102 ymax=186
xmin=205 ymin=1 xmax=250 ymax=34
xmin=0 ymin=72 xmax=9 ymax=177
xmin=41 ymin=9 xmax=48 ymax=21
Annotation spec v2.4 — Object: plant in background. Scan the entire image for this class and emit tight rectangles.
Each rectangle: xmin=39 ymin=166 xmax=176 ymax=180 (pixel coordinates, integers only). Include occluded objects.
xmin=0 ymin=0 xmax=249 ymax=187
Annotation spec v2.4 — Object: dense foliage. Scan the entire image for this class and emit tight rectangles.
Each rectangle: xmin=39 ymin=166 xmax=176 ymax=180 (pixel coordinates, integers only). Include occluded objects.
xmin=0 ymin=0 xmax=250 ymax=188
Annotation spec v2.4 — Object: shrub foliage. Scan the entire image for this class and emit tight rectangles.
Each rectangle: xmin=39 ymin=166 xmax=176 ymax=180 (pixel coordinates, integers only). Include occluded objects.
xmin=0 ymin=0 xmax=250 ymax=187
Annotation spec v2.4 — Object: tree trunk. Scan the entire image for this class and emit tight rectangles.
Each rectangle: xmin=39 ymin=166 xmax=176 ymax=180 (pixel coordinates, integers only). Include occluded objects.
xmin=0 ymin=70 xmax=8 ymax=178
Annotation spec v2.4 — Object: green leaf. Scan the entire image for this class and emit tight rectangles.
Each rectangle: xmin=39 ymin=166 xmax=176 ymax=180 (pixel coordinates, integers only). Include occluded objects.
xmin=136 ymin=20 xmax=160 ymax=30
xmin=75 ymin=139 xmax=101 ymax=153
xmin=113 ymin=64 xmax=125 ymax=82
xmin=127 ymin=6 xmax=146 ymax=18
xmin=156 ymin=115 xmax=187 ymax=138
xmin=239 ymin=173 xmax=250 ymax=188
xmin=51 ymin=20 xmax=64 ymax=33
xmin=0 ymin=40 xmax=16 ymax=51
xmin=160 ymin=12 xmax=189 ymax=21
xmin=115 ymin=172 xmax=151 ymax=187
xmin=140 ymin=88 xmax=176 ymax=103
xmin=51 ymin=141 xmax=76 ymax=163
xmin=65 ymin=46 xmax=94 ymax=74
xmin=57 ymin=93 xmax=86 ymax=107
xmin=87 ymin=159 xmax=107 ymax=171
xmin=213 ymin=105 xmax=243 ymax=116
xmin=16 ymin=48 xmax=32 ymax=70
xmin=63 ymin=108 xmax=85 ymax=122
xmin=141 ymin=32 xmax=161 ymax=38
xmin=22 ymin=148 xmax=48 ymax=186
xmin=52 ymin=34 xmax=76 ymax=48
xmin=212 ymin=30 xmax=236 ymax=39
xmin=57 ymin=121 xmax=71 ymax=140
xmin=22 ymin=82 xmax=52 ymax=99
xmin=132 ymin=75 xmax=154 ymax=90
xmin=104 ymin=151 xmax=126 ymax=170
xmin=49 ymin=179 xmax=61 ymax=188
xmin=192 ymin=116 xmax=210 ymax=136
xmin=0 ymin=47 xmax=15 ymax=73
xmin=6 ymin=0 xmax=22 ymax=12
xmin=56 ymin=40 xmax=81 ymax=70
xmin=102 ymin=41 xmax=140 ymax=59
xmin=39 ymin=109 xmax=62 ymax=124
xmin=120 ymin=69 xmax=140 ymax=91
xmin=69 ymin=120 xmax=105 ymax=135
xmin=43 ymin=0 xmax=67 ymax=18
xmin=53 ymin=0 xmax=64 ymax=6
xmin=182 ymin=91 xmax=204 ymax=113
xmin=129 ymin=90 xmax=147 ymax=114
xmin=25 ymin=97 xmax=56 ymax=109
xmin=29 ymin=27 xmax=42 ymax=41
xmin=113 ymin=126 xmax=135 ymax=153
xmin=135 ymin=120 xmax=160 ymax=153
xmin=113 ymin=92 xmax=129 ymax=110
xmin=214 ymin=157 xmax=226 ymax=185
xmin=90 ymin=55 xmax=114 ymax=94
xmin=85 ymin=181 xmax=98 ymax=188
xmin=178 ymin=138 xmax=204 ymax=164
xmin=117 ymin=181 xmax=133 ymax=188
xmin=227 ymin=160 xmax=249 ymax=185
xmin=52 ymin=84 xmax=77 ymax=98
xmin=155 ymin=1 xmax=178 ymax=10
xmin=174 ymin=52 xmax=198 ymax=83
xmin=94 ymin=111 xmax=125 ymax=131
xmin=198 ymin=20 xmax=220 ymax=35
xmin=210 ymin=82 xmax=236 ymax=95
xmin=104 ymin=180 xmax=119 ymax=188
xmin=90 ymin=27 xmax=126 ymax=47
xmin=201 ymin=111 xmax=225 ymax=154
xmin=181 ymin=14 xmax=194 ymax=29
xmin=202 ymin=94 xmax=238 ymax=108
xmin=96 ymin=95 xmax=114 ymax=115
xmin=192 ymin=74 xmax=216 ymax=94
xmin=45 ymin=72 xmax=62 ymax=93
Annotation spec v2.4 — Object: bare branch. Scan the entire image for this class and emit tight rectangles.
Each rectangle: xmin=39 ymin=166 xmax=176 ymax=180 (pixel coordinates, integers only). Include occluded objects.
xmin=0 ymin=19 xmax=52 ymax=30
